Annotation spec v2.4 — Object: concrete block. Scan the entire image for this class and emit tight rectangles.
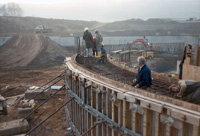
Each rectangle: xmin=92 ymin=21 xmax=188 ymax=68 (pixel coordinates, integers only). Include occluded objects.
xmin=0 ymin=96 xmax=7 ymax=115
xmin=25 ymin=86 xmax=50 ymax=100
xmin=18 ymin=107 xmax=33 ymax=120
xmin=0 ymin=119 xmax=29 ymax=136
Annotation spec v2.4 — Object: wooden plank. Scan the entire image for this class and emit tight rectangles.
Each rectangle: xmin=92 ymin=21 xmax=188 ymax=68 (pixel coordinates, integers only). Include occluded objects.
xmin=122 ymin=100 xmax=132 ymax=134
xmin=143 ymin=109 xmax=153 ymax=136
xmin=91 ymin=88 xmax=96 ymax=136
xmin=81 ymin=106 xmax=84 ymax=134
xmin=97 ymin=87 xmax=102 ymax=136
xmin=122 ymin=100 xmax=126 ymax=127
xmin=102 ymin=87 xmax=107 ymax=136
xmin=192 ymin=125 xmax=200 ymax=136
xmin=132 ymin=111 xmax=142 ymax=134
xmin=194 ymin=44 xmax=199 ymax=66
xmin=87 ymin=87 xmax=91 ymax=136
xmin=117 ymin=93 xmax=136 ymax=103
xmin=165 ymin=125 xmax=171 ymax=136
xmin=71 ymin=98 xmax=74 ymax=123
xmin=106 ymin=89 xmax=112 ymax=136
xmin=159 ymin=123 xmax=165 ymax=136
xmin=171 ymin=126 xmax=177 ymax=136
xmin=114 ymin=103 xmax=119 ymax=136
xmin=140 ymin=100 xmax=163 ymax=113
xmin=118 ymin=100 xmax=122 ymax=136
xmin=168 ymin=109 xmax=200 ymax=126
xmin=112 ymin=91 xmax=116 ymax=136
xmin=182 ymin=122 xmax=194 ymax=136
xmin=153 ymin=112 xmax=160 ymax=136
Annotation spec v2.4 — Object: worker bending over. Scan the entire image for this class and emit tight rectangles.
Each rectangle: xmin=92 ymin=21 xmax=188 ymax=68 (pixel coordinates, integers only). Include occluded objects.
xmin=133 ymin=56 xmax=152 ymax=89
xmin=169 ymin=80 xmax=200 ymax=103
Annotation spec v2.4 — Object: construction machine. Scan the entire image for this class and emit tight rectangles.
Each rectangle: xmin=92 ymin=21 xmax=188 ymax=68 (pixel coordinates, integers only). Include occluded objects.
xmin=127 ymin=39 xmax=154 ymax=59
xmin=35 ymin=25 xmax=51 ymax=33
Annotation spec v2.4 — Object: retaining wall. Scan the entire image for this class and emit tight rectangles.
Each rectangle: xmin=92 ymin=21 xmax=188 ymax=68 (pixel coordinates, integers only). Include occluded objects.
xmin=64 ymin=55 xmax=200 ymax=136
xmin=50 ymin=36 xmax=199 ymax=47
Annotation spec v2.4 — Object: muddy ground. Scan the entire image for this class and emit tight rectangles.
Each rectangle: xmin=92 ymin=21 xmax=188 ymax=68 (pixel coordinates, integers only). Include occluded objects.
xmin=0 ymin=66 xmax=73 ymax=136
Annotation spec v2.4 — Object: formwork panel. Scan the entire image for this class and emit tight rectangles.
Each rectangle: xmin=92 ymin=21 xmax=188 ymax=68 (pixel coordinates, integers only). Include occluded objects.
xmin=64 ymin=55 xmax=200 ymax=136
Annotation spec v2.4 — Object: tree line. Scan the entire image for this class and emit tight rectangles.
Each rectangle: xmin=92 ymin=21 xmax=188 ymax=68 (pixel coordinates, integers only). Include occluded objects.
xmin=0 ymin=2 xmax=23 ymax=17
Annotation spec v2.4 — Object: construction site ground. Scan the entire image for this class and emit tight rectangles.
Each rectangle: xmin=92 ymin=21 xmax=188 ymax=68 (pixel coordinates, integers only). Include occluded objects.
xmin=0 ymin=34 xmax=74 ymax=136
xmin=0 ymin=33 xmax=197 ymax=136
xmin=0 ymin=65 xmax=73 ymax=136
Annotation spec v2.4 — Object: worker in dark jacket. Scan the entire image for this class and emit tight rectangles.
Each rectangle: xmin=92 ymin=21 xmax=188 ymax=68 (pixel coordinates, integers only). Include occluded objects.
xmin=83 ymin=27 xmax=94 ymax=57
xmin=169 ymin=80 xmax=200 ymax=103
xmin=98 ymin=44 xmax=106 ymax=63
xmin=133 ymin=56 xmax=152 ymax=89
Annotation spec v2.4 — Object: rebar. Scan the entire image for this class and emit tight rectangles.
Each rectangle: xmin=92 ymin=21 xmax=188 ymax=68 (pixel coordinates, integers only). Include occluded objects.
xmin=25 ymin=97 xmax=74 ymax=136
xmin=28 ymin=78 xmax=62 ymax=101
xmin=39 ymin=73 xmax=63 ymax=88
xmin=22 ymin=85 xmax=65 ymax=121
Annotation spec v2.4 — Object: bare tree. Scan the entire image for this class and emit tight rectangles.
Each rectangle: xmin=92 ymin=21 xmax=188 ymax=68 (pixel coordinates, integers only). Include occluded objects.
xmin=0 ymin=2 xmax=23 ymax=16
xmin=0 ymin=5 xmax=8 ymax=16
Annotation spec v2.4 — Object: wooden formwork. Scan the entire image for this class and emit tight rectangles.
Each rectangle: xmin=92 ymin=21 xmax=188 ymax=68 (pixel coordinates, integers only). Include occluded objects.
xmin=64 ymin=55 xmax=200 ymax=136
xmin=182 ymin=45 xmax=200 ymax=81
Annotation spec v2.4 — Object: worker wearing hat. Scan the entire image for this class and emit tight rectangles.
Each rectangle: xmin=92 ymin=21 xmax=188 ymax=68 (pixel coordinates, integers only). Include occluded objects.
xmin=95 ymin=29 xmax=103 ymax=57
xmin=83 ymin=27 xmax=94 ymax=57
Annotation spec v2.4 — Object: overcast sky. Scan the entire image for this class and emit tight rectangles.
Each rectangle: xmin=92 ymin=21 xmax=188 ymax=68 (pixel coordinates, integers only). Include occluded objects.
xmin=1 ymin=0 xmax=200 ymax=22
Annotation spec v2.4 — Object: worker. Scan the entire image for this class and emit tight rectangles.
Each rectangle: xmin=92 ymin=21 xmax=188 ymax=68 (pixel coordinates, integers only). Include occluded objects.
xmin=98 ymin=44 xmax=106 ymax=63
xmin=169 ymin=80 xmax=200 ymax=103
xmin=132 ymin=56 xmax=152 ymax=89
xmin=95 ymin=29 xmax=103 ymax=57
xmin=93 ymin=37 xmax=97 ymax=56
xmin=83 ymin=27 xmax=94 ymax=57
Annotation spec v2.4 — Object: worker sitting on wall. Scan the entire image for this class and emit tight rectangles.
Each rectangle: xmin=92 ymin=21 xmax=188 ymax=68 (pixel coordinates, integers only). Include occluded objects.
xmin=98 ymin=44 xmax=106 ymax=63
xmin=132 ymin=56 xmax=152 ymax=89
xmin=169 ymin=80 xmax=200 ymax=103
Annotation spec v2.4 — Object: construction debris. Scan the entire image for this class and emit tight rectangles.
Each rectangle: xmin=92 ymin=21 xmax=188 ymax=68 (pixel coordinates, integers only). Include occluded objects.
xmin=0 ymin=119 xmax=29 ymax=136
xmin=18 ymin=107 xmax=33 ymax=120
xmin=0 ymin=95 xmax=7 ymax=115
xmin=25 ymin=86 xmax=50 ymax=100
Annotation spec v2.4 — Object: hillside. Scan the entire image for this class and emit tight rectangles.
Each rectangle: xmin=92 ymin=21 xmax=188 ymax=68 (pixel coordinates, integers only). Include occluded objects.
xmin=0 ymin=16 xmax=200 ymax=36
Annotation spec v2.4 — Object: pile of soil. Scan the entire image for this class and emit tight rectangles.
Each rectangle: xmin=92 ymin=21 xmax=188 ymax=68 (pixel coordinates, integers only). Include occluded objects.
xmin=0 ymin=34 xmax=69 ymax=71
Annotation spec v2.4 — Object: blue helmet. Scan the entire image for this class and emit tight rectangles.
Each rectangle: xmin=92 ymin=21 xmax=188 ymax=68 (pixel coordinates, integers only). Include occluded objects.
xmin=95 ymin=29 xmax=99 ymax=33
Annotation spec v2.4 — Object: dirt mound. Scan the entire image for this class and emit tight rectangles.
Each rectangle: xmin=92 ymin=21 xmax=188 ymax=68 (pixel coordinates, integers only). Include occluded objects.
xmin=0 ymin=34 xmax=68 ymax=71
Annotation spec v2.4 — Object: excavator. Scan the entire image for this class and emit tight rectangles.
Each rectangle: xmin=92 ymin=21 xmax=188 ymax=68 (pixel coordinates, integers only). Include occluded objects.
xmin=127 ymin=39 xmax=154 ymax=59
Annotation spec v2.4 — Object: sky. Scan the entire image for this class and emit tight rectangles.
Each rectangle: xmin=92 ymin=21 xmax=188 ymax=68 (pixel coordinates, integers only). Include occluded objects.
xmin=1 ymin=0 xmax=200 ymax=22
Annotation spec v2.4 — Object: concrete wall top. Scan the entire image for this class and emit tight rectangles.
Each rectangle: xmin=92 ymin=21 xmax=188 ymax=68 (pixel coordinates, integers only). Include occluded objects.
xmin=49 ymin=36 xmax=78 ymax=47
xmin=50 ymin=35 xmax=199 ymax=47
xmin=81 ymin=35 xmax=199 ymax=46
